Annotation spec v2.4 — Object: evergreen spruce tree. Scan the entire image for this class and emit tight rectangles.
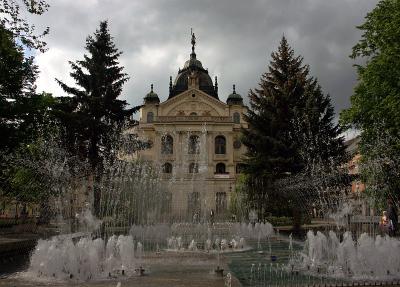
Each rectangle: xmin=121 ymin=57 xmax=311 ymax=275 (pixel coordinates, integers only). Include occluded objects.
xmin=295 ymin=78 xmax=347 ymax=171
xmin=56 ymin=21 xmax=134 ymax=167
xmin=242 ymin=36 xmax=346 ymax=218
xmin=55 ymin=21 xmax=137 ymax=214
xmin=242 ymin=37 xmax=309 ymax=177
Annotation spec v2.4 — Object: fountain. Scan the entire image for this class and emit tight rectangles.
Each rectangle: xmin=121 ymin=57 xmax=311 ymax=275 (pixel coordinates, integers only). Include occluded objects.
xmin=0 ymin=130 xmax=277 ymax=286
xmin=28 ymin=234 xmax=143 ymax=281
xmin=3 ymin=123 xmax=400 ymax=287
xmin=290 ymin=230 xmax=400 ymax=281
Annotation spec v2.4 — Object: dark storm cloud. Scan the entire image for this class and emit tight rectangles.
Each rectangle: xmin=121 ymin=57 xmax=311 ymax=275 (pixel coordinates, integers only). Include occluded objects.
xmin=32 ymin=0 xmax=378 ymax=116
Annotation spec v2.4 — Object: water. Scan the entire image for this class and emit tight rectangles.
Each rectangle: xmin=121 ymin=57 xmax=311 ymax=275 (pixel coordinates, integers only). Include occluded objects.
xmin=291 ymin=230 xmax=400 ymax=281
xmin=225 ymin=233 xmax=400 ymax=286
xmin=27 ymin=234 xmax=142 ymax=281
xmin=3 ymin=124 xmax=400 ymax=286
xmin=21 ymin=220 xmax=273 ymax=281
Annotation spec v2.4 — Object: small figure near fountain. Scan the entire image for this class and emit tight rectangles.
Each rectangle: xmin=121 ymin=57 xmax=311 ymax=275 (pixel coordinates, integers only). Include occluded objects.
xmin=225 ymin=272 xmax=232 ymax=287
xmin=380 ymin=198 xmax=398 ymax=236
xmin=379 ymin=211 xmax=390 ymax=235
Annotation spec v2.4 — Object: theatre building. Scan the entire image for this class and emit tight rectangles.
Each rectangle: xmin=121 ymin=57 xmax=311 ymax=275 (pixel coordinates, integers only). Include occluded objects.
xmin=130 ymin=34 xmax=248 ymax=221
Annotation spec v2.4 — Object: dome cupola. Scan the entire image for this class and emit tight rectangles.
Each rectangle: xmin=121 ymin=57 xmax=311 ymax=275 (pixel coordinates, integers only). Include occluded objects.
xmin=168 ymin=32 xmax=218 ymax=100
xmin=227 ymin=84 xmax=243 ymax=105
xmin=144 ymin=84 xmax=160 ymax=104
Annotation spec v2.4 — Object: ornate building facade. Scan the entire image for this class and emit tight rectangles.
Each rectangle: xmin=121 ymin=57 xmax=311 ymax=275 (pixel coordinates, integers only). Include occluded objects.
xmin=131 ymin=34 xmax=248 ymax=221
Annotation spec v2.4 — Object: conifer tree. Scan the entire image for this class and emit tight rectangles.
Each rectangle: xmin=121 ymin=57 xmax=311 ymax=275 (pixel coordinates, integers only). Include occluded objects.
xmin=242 ymin=36 xmax=346 ymax=218
xmin=56 ymin=21 xmax=135 ymax=168
xmin=295 ymin=78 xmax=347 ymax=171
xmin=242 ymin=37 xmax=309 ymax=177
xmin=55 ymin=21 xmax=137 ymax=214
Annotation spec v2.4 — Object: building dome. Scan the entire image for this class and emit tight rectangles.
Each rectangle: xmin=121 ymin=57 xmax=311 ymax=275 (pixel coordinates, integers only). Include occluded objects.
xmin=169 ymin=33 xmax=218 ymax=100
xmin=183 ymin=57 xmax=204 ymax=69
xmin=144 ymin=84 xmax=160 ymax=104
xmin=227 ymin=84 xmax=243 ymax=105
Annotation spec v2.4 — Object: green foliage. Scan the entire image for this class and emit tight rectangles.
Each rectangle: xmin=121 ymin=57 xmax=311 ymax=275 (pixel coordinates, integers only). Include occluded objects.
xmin=359 ymin=129 xmax=400 ymax=207
xmin=0 ymin=22 xmax=55 ymax=204
xmin=0 ymin=1 xmax=55 ymax=208
xmin=340 ymin=0 xmax=400 ymax=206
xmin=54 ymin=21 xmax=142 ymax=215
xmin=55 ymin=21 xmax=138 ymax=169
xmin=242 ymin=36 xmax=309 ymax=178
xmin=0 ymin=24 xmax=39 ymax=150
xmin=0 ymin=0 xmax=49 ymax=51
xmin=242 ymin=36 xmax=346 ymax=219
xmin=0 ymin=19 xmax=56 ymax=150
xmin=243 ymin=37 xmax=345 ymax=177
xmin=229 ymin=174 xmax=250 ymax=221
xmin=1 ymin=134 xmax=89 ymax=211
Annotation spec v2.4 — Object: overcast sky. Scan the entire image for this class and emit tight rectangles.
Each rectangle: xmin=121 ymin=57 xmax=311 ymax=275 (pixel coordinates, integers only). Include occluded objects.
xmin=30 ymin=0 xmax=377 ymax=121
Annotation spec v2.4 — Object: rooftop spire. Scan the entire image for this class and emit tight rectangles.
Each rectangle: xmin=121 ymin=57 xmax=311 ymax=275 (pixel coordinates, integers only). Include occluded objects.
xmin=214 ymin=76 xmax=218 ymax=96
xmin=151 ymin=83 xmax=153 ymax=92
xmin=233 ymin=84 xmax=236 ymax=94
xmin=190 ymin=28 xmax=196 ymax=59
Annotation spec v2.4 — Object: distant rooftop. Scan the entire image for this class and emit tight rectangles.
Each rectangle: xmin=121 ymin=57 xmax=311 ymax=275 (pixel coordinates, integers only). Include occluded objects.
xmin=344 ymin=135 xmax=361 ymax=155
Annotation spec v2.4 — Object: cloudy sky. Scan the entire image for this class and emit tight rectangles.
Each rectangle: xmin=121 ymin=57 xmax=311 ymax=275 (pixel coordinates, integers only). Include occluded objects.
xmin=30 ymin=0 xmax=377 ymax=120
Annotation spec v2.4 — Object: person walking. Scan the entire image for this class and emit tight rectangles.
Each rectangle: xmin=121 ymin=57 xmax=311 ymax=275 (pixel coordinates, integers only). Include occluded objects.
xmin=379 ymin=211 xmax=389 ymax=235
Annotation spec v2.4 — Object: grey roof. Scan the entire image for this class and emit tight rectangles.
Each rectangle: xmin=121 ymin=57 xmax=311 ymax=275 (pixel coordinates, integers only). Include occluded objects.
xmin=144 ymin=84 xmax=160 ymax=104
xmin=168 ymin=33 xmax=218 ymax=100
xmin=227 ymin=84 xmax=243 ymax=105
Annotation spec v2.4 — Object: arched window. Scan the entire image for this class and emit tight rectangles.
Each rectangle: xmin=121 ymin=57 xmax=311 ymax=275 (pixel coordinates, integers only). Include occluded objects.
xmin=190 ymin=112 xmax=197 ymax=116
xmin=216 ymin=163 xmax=226 ymax=174
xmin=188 ymin=135 xmax=200 ymax=154
xmin=233 ymin=112 xmax=240 ymax=124
xmin=189 ymin=162 xmax=199 ymax=173
xmin=215 ymin=135 xmax=226 ymax=154
xmin=161 ymin=135 xmax=173 ymax=154
xmin=162 ymin=162 xmax=172 ymax=173
xmin=236 ymin=163 xmax=246 ymax=174
xmin=147 ymin=111 xmax=154 ymax=123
